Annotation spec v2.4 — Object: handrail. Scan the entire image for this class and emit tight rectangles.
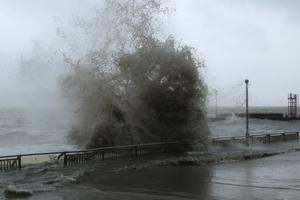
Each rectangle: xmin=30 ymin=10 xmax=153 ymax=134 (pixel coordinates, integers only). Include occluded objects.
xmin=212 ymin=131 xmax=299 ymax=146
xmin=0 ymin=141 xmax=189 ymax=170
xmin=0 ymin=151 xmax=67 ymax=158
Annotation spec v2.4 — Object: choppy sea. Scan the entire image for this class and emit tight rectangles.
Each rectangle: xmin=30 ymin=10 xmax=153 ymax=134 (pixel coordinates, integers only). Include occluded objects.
xmin=1 ymin=106 xmax=300 ymax=199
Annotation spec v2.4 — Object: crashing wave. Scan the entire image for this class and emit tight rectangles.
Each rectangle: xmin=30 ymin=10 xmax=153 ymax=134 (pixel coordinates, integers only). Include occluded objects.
xmin=3 ymin=185 xmax=33 ymax=198
xmin=57 ymin=0 xmax=210 ymax=150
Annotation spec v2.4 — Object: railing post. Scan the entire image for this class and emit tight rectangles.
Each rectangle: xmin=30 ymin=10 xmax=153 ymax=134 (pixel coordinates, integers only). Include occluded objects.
xmin=135 ymin=145 xmax=138 ymax=156
xmin=267 ymin=134 xmax=270 ymax=142
xmin=102 ymin=148 xmax=105 ymax=160
xmin=282 ymin=133 xmax=286 ymax=141
xmin=186 ymin=141 xmax=190 ymax=151
xmin=18 ymin=156 xmax=21 ymax=169
xmin=164 ymin=142 xmax=167 ymax=153
xmin=64 ymin=152 xmax=67 ymax=165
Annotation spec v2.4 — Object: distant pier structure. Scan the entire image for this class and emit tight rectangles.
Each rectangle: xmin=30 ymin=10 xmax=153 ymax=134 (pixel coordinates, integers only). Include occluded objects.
xmin=232 ymin=93 xmax=300 ymax=121
xmin=288 ymin=93 xmax=298 ymax=118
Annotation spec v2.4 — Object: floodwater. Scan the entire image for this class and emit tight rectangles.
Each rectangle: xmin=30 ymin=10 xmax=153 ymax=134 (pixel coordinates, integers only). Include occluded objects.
xmin=1 ymin=106 xmax=300 ymax=199
xmin=74 ymin=150 xmax=300 ymax=200
xmin=3 ymin=144 xmax=300 ymax=200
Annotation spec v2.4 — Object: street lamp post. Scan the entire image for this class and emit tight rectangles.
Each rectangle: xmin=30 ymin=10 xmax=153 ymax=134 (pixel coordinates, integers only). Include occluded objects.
xmin=215 ymin=90 xmax=218 ymax=118
xmin=245 ymin=79 xmax=249 ymax=147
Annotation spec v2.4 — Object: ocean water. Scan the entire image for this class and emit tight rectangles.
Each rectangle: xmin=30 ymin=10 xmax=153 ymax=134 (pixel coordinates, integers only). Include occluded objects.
xmin=1 ymin=106 xmax=300 ymax=199
xmin=0 ymin=106 xmax=77 ymax=156
xmin=208 ymin=106 xmax=300 ymax=137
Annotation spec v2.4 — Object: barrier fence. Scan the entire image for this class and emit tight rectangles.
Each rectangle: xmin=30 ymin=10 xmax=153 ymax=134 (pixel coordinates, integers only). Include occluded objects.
xmin=212 ymin=131 xmax=299 ymax=146
xmin=0 ymin=141 xmax=188 ymax=170
xmin=1 ymin=132 xmax=300 ymax=170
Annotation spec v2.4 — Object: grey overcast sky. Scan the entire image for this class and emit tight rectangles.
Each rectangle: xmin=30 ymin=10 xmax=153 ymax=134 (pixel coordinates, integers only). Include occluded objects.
xmin=0 ymin=0 xmax=300 ymax=107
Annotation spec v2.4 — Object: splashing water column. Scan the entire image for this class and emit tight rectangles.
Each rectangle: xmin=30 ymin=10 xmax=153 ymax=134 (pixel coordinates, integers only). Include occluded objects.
xmin=245 ymin=79 xmax=249 ymax=147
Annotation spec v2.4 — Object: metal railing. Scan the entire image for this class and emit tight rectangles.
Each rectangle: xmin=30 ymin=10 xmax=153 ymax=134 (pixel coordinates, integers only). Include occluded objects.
xmin=0 ymin=155 xmax=21 ymax=170
xmin=2 ymin=132 xmax=299 ymax=170
xmin=0 ymin=141 xmax=188 ymax=170
xmin=212 ymin=131 xmax=299 ymax=146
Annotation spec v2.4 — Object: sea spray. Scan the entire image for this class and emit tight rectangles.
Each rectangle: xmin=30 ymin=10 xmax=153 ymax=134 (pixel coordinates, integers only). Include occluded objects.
xmin=3 ymin=185 xmax=33 ymax=198
xmin=58 ymin=0 xmax=210 ymax=150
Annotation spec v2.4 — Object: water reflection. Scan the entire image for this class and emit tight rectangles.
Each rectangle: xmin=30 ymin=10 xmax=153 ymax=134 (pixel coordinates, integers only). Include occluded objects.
xmin=76 ymin=165 xmax=212 ymax=199
xmin=74 ymin=151 xmax=300 ymax=199
xmin=211 ymin=151 xmax=300 ymax=199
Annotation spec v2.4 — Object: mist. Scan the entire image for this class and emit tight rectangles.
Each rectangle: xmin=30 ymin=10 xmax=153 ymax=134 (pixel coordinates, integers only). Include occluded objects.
xmin=3 ymin=0 xmax=211 ymax=150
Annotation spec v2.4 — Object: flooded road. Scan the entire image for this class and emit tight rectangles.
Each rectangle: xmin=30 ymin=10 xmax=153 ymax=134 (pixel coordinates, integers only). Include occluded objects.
xmin=73 ymin=151 xmax=300 ymax=200
xmin=210 ymin=151 xmax=300 ymax=199
xmin=2 ymin=142 xmax=300 ymax=199
xmin=71 ymin=150 xmax=300 ymax=200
